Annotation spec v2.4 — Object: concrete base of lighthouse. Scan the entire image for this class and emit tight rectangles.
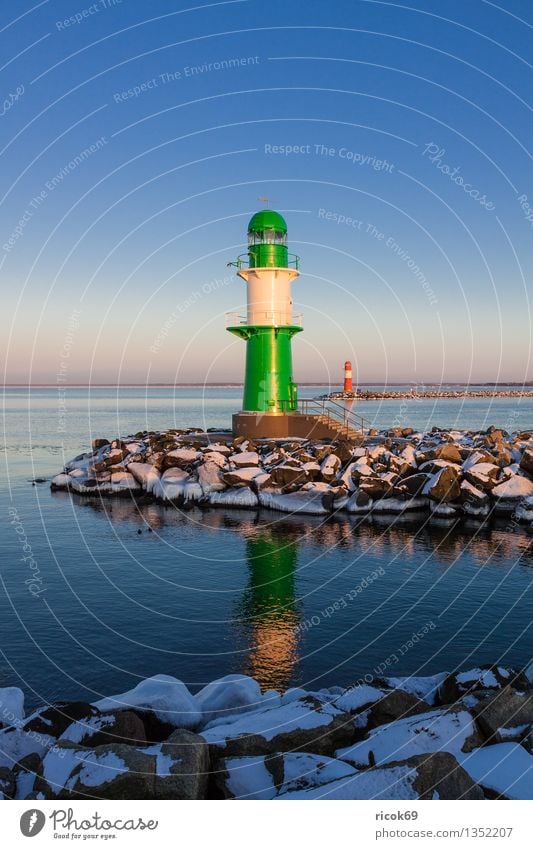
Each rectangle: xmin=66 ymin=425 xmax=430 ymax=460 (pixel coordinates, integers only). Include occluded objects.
xmin=232 ymin=411 xmax=360 ymax=441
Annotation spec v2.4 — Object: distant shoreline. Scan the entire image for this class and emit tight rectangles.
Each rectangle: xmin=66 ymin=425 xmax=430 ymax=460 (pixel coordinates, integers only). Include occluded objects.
xmin=4 ymin=382 xmax=533 ymax=389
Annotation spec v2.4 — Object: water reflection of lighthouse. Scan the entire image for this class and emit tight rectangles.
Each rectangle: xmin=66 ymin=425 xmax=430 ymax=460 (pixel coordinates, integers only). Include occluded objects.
xmin=238 ymin=528 xmax=301 ymax=691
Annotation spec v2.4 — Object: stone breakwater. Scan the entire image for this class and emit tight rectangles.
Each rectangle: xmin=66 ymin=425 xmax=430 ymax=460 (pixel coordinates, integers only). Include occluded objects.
xmin=50 ymin=426 xmax=533 ymax=529
xmin=323 ymin=389 xmax=533 ymax=400
xmin=1 ymin=663 xmax=532 ymax=800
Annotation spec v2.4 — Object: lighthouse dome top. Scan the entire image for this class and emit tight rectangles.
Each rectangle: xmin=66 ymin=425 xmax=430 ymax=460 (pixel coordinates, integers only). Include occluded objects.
xmin=248 ymin=209 xmax=287 ymax=234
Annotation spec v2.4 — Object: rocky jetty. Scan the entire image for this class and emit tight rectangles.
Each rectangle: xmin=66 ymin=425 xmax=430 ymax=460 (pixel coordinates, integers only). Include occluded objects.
xmin=1 ymin=663 xmax=531 ymax=800
xmin=322 ymin=389 xmax=533 ymax=401
xmin=50 ymin=426 xmax=533 ymax=529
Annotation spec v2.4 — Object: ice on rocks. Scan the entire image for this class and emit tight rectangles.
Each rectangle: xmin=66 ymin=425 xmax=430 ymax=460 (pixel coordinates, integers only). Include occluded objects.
xmin=258 ymin=489 xmax=328 ymax=515
xmin=209 ymin=488 xmax=259 ymax=508
xmin=127 ymin=463 xmax=161 ymax=491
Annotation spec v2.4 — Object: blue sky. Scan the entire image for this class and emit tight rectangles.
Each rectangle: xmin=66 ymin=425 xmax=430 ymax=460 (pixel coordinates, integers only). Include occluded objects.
xmin=1 ymin=0 xmax=532 ymax=385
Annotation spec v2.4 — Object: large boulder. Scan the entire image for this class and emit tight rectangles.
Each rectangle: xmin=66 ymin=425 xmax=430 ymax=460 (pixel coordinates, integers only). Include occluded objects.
xmin=423 ymin=467 xmax=461 ymax=502
xmin=0 ymin=687 xmax=25 ymax=727
xmin=92 ymin=675 xmax=201 ymax=731
xmin=519 ymin=447 xmax=533 ymax=475
xmin=201 ymin=696 xmax=353 ymax=759
xmin=35 ymin=731 xmax=208 ymax=800
xmin=152 ymin=729 xmax=209 ymax=799
xmin=366 ymin=690 xmax=431 ymax=729
xmin=473 ymin=688 xmax=533 ymax=743
xmin=438 ymin=665 xmax=521 ymax=705
xmin=382 ymin=673 xmax=448 ymax=707
xmin=337 ymin=707 xmax=482 ymax=768
xmin=23 ymin=702 xmax=98 ymax=739
xmin=399 ymin=473 xmax=431 ymax=497
xmin=275 ymin=752 xmax=483 ymax=800
xmin=269 ymin=464 xmax=308 ymax=487
xmin=459 ymin=742 xmax=533 ymax=800
xmin=58 ymin=710 xmax=146 ymax=748
xmin=0 ymin=766 xmax=15 ymax=799
xmin=214 ymin=752 xmax=357 ymax=799
xmin=196 ymin=675 xmax=263 ymax=728
xmin=197 ymin=460 xmax=226 ymax=493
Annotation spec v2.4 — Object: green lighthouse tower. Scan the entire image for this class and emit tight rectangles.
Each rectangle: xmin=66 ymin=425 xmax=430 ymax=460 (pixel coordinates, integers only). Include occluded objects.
xmin=227 ymin=210 xmax=302 ymax=435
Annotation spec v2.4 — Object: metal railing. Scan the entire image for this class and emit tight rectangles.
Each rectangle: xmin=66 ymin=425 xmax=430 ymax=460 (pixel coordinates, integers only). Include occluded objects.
xmin=225 ymin=311 xmax=303 ymax=327
xmin=227 ymin=252 xmax=300 ymax=271
xmin=295 ymin=397 xmax=371 ymax=435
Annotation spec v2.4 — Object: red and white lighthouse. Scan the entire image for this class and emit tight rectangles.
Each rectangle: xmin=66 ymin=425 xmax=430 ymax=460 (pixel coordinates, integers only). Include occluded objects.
xmin=343 ymin=360 xmax=353 ymax=393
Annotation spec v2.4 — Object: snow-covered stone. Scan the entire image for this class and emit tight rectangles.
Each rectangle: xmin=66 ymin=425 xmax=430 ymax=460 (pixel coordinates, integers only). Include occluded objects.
xmin=201 ymin=697 xmax=352 ymax=757
xmin=258 ymin=489 xmax=329 ymax=515
xmin=229 ymin=451 xmax=259 ymax=467
xmin=0 ymin=687 xmax=25 ymax=726
xmin=383 ymin=673 xmax=448 ymax=707
xmin=217 ymin=752 xmax=356 ymax=799
xmin=337 ymin=708 xmax=480 ymax=768
xmin=333 ymin=685 xmax=385 ymax=714
xmin=196 ymin=675 xmax=262 ymax=727
xmin=459 ymin=743 xmax=533 ymax=800
xmin=92 ymin=675 xmax=201 ymax=730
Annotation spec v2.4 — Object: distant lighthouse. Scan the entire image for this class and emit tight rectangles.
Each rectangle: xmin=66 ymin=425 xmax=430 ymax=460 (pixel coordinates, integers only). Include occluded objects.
xmin=227 ymin=209 xmax=302 ymax=436
xmin=344 ymin=360 xmax=353 ymax=393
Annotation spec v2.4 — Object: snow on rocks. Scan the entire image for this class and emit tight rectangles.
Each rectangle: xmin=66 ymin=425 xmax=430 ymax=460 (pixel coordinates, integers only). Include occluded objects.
xmin=459 ymin=743 xmax=533 ymax=800
xmin=200 ymin=696 xmax=352 ymax=758
xmin=0 ymin=687 xmax=25 ymax=727
xmin=3 ymin=662 xmax=533 ymax=800
xmin=382 ymin=673 xmax=449 ymax=707
xmin=50 ymin=426 xmax=533 ymax=529
xmin=92 ymin=675 xmax=201 ymax=730
xmin=216 ymin=752 xmax=356 ymax=799
xmin=195 ymin=675 xmax=263 ymax=727
xmin=337 ymin=708 xmax=481 ymax=768
xmin=276 ymin=752 xmax=483 ymax=800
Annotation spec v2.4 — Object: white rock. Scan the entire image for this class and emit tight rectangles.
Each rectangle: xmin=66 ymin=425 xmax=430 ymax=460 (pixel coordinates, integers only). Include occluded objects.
xmin=333 ymin=685 xmax=384 ymax=713
xmin=92 ymin=675 xmax=201 ymax=729
xmin=0 ymin=687 xmax=25 ymax=725
xmin=383 ymin=673 xmax=448 ymax=706
xmin=196 ymin=675 xmax=262 ymax=727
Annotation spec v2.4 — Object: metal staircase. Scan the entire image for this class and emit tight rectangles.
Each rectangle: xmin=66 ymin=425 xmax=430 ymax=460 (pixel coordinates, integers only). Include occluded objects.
xmin=296 ymin=398 xmax=371 ymax=439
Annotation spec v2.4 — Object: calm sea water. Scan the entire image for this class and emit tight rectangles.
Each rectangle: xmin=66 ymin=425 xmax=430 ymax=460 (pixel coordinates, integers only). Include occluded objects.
xmin=1 ymin=387 xmax=532 ymax=710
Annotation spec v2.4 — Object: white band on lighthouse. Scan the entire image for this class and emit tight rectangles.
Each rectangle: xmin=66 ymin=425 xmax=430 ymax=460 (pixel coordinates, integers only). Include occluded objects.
xmin=237 ymin=266 xmax=299 ymax=326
